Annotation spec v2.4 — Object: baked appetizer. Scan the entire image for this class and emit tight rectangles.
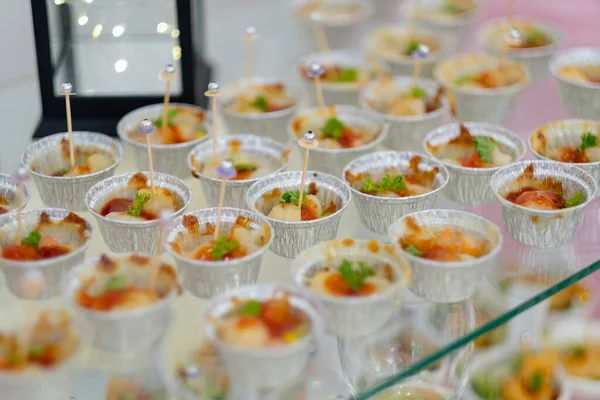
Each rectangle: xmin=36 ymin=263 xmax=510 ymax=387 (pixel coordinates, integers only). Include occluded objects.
xmin=491 ymin=21 xmax=553 ymax=50
xmin=32 ymin=138 xmax=114 ymax=178
xmin=559 ymin=342 xmax=600 ymax=380
xmin=75 ymin=254 xmax=181 ymax=312
xmin=224 ymin=82 xmax=296 ymax=114
xmin=365 ymin=79 xmax=444 ymax=116
xmin=127 ymin=105 xmax=207 ymax=145
xmin=414 ymin=0 xmax=477 ymax=19
xmin=300 ymin=63 xmax=368 ymax=86
xmin=559 ymin=64 xmax=600 ymax=85
xmin=550 ymin=283 xmax=589 ymax=312
xmin=0 ymin=193 xmax=13 ymax=215
xmin=214 ymin=293 xmax=311 ymax=348
xmin=398 ymin=216 xmax=492 ymax=262
xmin=177 ymin=340 xmax=229 ymax=399
xmin=0 ymin=309 xmax=79 ymax=371
xmin=99 ymin=172 xmax=179 ymax=221
xmin=345 ymin=155 xmax=439 ymax=198
xmin=502 ymin=163 xmax=586 ymax=210
xmin=295 ymin=1 xmax=365 ymax=21
xmin=453 ymin=63 xmax=527 ymax=89
xmin=531 ymin=129 xmax=600 ymax=164
xmin=369 ymin=29 xmax=441 ymax=62
xmin=426 ymin=124 xmax=514 ymax=168
xmin=106 ymin=378 xmax=165 ymax=400
xmin=1 ymin=212 xmax=88 ymax=261
xmin=260 ymin=184 xmax=338 ymax=222
xmin=169 ymin=215 xmax=270 ymax=262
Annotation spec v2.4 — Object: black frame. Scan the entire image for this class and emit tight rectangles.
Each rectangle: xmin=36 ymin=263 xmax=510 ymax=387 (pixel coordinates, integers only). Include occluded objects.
xmin=31 ymin=0 xmax=211 ymax=138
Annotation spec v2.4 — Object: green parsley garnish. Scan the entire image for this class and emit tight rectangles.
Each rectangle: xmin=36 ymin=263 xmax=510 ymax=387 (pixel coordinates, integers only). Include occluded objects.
xmin=280 ymin=189 xmax=307 ymax=206
xmin=211 ymin=236 xmax=239 ymax=261
xmin=528 ymin=372 xmax=544 ymax=392
xmin=575 ymin=132 xmax=597 ymax=153
xmin=407 ymin=41 xmax=420 ymax=54
xmin=119 ymin=393 xmax=137 ymax=400
xmin=473 ymin=136 xmax=497 ymax=163
xmin=238 ymin=299 xmax=261 ymax=316
xmin=442 ymin=3 xmax=462 ymax=14
xmin=338 ymin=259 xmax=375 ymax=291
xmin=22 ymin=231 xmax=42 ymax=250
xmin=565 ymin=191 xmax=585 ymax=208
xmin=29 ymin=344 xmax=44 ymax=358
xmin=361 ymin=174 xmax=406 ymax=194
xmin=411 ymin=86 xmax=428 ymax=98
xmin=155 ymin=108 xmax=179 ymax=128
xmin=322 ymin=117 xmax=345 ymax=141
xmin=234 ymin=163 xmax=257 ymax=172
xmin=523 ymin=28 xmax=546 ymax=46
xmin=9 ymin=352 xmax=21 ymax=365
xmin=361 ymin=178 xmax=380 ymax=193
xmin=255 ymin=95 xmax=269 ymax=113
xmin=337 ymin=68 xmax=358 ymax=82
xmin=512 ymin=352 xmax=525 ymax=372
xmin=403 ymin=244 xmax=423 ymax=257
xmin=454 ymin=75 xmax=476 ymax=85
xmin=571 ymin=346 xmax=586 ymax=358
xmin=106 ymin=275 xmax=127 ymax=291
xmin=61 ymin=168 xmax=69 ymax=175
xmin=126 ymin=192 xmax=151 ymax=217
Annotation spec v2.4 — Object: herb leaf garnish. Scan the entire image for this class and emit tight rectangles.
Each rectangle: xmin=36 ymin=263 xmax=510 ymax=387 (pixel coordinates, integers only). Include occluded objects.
xmin=238 ymin=299 xmax=261 ymax=316
xmin=126 ymin=192 xmax=152 ymax=217
xmin=473 ymin=136 xmax=496 ymax=163
xmin=106 ymin=275 xmax=127 ymax=291
xmin=155 ymin=108 xmax=179 ymax=128
xmin=280 ymin=189 xmax=307 ymax=206
xmin=211 ymin=236 xmax=239 ymax=261
xmin=523 ymin=28 xmax=546 ymax=46
xmin=255 ymin=96 xmax=269 ymax=112
xmin=528 ymin=372 xmax=544 ymax=393
xmin=407 ymin=41 xmax=420 ymax=54
xmin=361 ymin=174 xmax=406 ymax=194
xmin=454 ymin=75 xmax=476 ymax=85
xmin=571 ymin=346 xmax=586 ymax=358
xmin=338 ymin=259 xmax=374 ymax=291
xmin=322 ymin=117 xmax=345 ymax=141
xmin=234 ymin=163 xmax=257 ymax=172
xmin=337 ymin=68 xmax=358 ymax=82
xmin=575 ymin=132 xmax=597 ymax=153
xmin=411 ymin=86 xmax=428 ymax=98
xmin=403 ymin=244 xmax=423 ymax=257
xmin=565 ymin=191 xmax=585 ymax=208
xmin=22 ymin=231 xmax=42 ymax=250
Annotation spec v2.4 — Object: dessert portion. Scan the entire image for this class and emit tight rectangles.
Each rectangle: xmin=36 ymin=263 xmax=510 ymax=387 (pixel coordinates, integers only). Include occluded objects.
xmin=369 ymin=29 xmax=441 ymax=61
xmin=559 ymin=64 xmax=600 ymax=85
xmin=345 ymin=155 xmax=440 ymax=198
xmin=426 ymin=124 xmax=515 ymax=168
xmin=559 ymin=342 xmax=600 ymax=380
xmin=106 ymin=378 xmax=165 ymax=400
xmin=127 ymin=106 xmax=207 ymax=145
xmin=75 ymin=254 xmax=181 ymax=312
xmin=214 ymin=293 xmax=311 ymax=348
xmin=452 ymin=64 xmax=527 ymax=89
xmin=365 ymin=79 xmax=444 ymax=116
xmin=224 ymin=82 xmax=296 ymax=114
xmin=300 ymin=63 xmax=368 ymax=85
xmin=177 ymin=340 xmax=229 ymax=399
xmin=169 ymin=214 xmax=270 ymax=262
xmin=32 ymin=138 xmax=114 ymax=178
xmin=398 ymin=217 xmax=492 ymax=262
xmin=531 ymin=129 xmax=600 ymax=164
xmin=99 ymin=173 xmax=179 ymax=222
xmin=470 ymin=349 xmax=561 ymax=400
xmin=0 ymin=309 xmax=80 ymax=371
xmin=0 ymin=193 xmax=14 ymax=215
xmin=502 ymin=163 xmax=586 ymax=211
xmin=1 ymin=212 xmax=88 ymax=261
xmin=259 ymin=183 xmax=338 ymax=222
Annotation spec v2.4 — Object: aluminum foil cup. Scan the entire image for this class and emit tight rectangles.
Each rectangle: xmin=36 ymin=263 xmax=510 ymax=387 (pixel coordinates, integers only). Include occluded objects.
xmin=342 ymin=151 xmax=449 ymax=234
xmin=360 ymin=76 xmax=449 ymax=151
xmin=434 ymin=53 xmax=529 ymax=124
xmin=288 ymin=105 xmax=388 ymax=177
xmin=204 ymin=283 xmax=324 ymax=390
xmin=388 ymin=209 xmax=503 ymax=303
xmin=117 ymin=103 xmax=210 ymax=179
xmin=292 ymin=0 xmax=372 ymax=27
xmin=64 ymin=253 xmax=177 ymax=352
xmin=164 ymin=207 xmax=273 ymax=299
xmin=0 ymin=173 xmax=31 ymax=215
xmin=246 ymin=170 xmax=351 ymax=258
xmin=550 ymin=47 xmax=600 ymax=120
xmin=290 ymin=239 xmax=411 ymax=338
xmin=478 ymin=17 xmax=563 ymax=83
xmin=424 ymin=122 xmax=526 ymax=204
xmin=490 ymin=160 xmax=597 ymax=247
xmin=295 ymin=50 xmax=369 ymax=107
xmin=187 ymin=134 xmax=289 ymax=209
xmin=529 ymin=119 xmax=600 ymax=188
xmin=22 ymin=132 xmax=123 ymax=212
xmin=219 ymin=76 xmax=299 ymax=142
xmin=85 ymin=171 xmax=192 ymax=254
xmin=0 ymin=208 xmax=92 ymax=300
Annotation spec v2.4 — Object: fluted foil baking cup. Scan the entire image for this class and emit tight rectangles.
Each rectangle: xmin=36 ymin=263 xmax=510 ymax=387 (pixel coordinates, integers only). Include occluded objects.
xmin=342 ymin=151 xmax=449 ymax=234
xmin=529 ymin=119 xmax=600 ymax=188
xmin=288 ymin=105 xmax=388 ymax=177
xmin=22 ymin=132 xmax=123 ymax=212
xmin=0 ymin=173 xmax=31 ymax=215
xmin=117 ymin=103 xmax=211 ymax=178
xmin=188 ymin=134 xmax=289 ymax=209
xmin=434 ymin=53 xmax=529 ymax=124
xmin=424 ymin=122 xmax=526 ymax=204
xmin=478 ymin=18 xmax=563 ymax=82
xmin=204 ymin=283 xmax=324 ymax=390
xmin=0 ymin=208 xmax=92 ymax=300
xmin=246 ymin=170 xmax=351 ymax=258
xmin=64 ymin=253 xmax=177 ymax=352
xmin=85 ymin=171 xmax=192 ymax=254
xmin=292 ymin=0 xmax=373 ymax=27
xmin=164 ymin=207 xmax=273 ymax=299
xmin=219 ymin=76 xmax=300 ymax=142
xmin=550 ymin=47 xmax=600 ymax=120
xmin=360 ymin=76 xmax=449 ymax=152
xmin=290 ymin=239 xmax=411 ymax=337
xmin=490 ymin=160 xmax=597 ymax=247
xmin=388 ymin=209 xmax=503 ymax=303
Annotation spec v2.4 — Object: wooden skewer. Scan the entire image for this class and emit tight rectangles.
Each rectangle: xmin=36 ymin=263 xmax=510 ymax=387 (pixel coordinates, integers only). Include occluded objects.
xmin=242 ymin=26 xmax=259 ymax=78
xmin=297 ymin=131 xmax=319 ymax=220
xmin=410 ymin=44 xmax=430 ymax=88
xmin=214 ymin=183 xmax=227 ymax=240
xmin=12 ymin=168 xmax=28 ymax=245
xmin=213 ymin=160 xmax=237 ymax=240
xmin=60 ymin=83 xmax=76 ymax=169
xmin=138 ymin=120 xmax=157 ymax=194
xmin=312 ymin=22 xmax=338 ymax=81
xmin=161 ymin=64 xmax=176 ymax=134
xmin=307 ymin=62 xmax=326 ymax=110
xmin=205 ymin=82 xmax=221 ymax=163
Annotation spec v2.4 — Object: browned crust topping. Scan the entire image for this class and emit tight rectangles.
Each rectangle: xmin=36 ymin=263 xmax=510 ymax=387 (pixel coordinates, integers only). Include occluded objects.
xmin=182 ymin=215 xmax=200 ymax=233
xmin=97 ymin=254 xmax=118 ymax=273
xmin=130 ymin=254 xmax=151 ymax=265
xmin=128 ymin=172 xmax=148 ymax=190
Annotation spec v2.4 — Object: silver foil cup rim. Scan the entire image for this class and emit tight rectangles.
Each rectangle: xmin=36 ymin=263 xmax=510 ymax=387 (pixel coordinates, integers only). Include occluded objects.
xmin=366 ymin=24 xmax=444 ymax=65
xmin=549 ymin=46 xmax=600 ymax=90
xmin=187 ymin=134 xmax=290 ymax=186
xmin=293 ymin=0 xmax=373 ymax=26
xmin=63 ymin=252 xmax=179 ymax=320
xmin=246 ymin=170 xmax=352 ymax=227
xmin=0 ymin=208 xmax=93 ymax=268
xmin=0 ymin=173 xmax=31 ymax=213
xmin=388 ymin=209 xmax=503 ymax=269
xmin=423 ymin=122 xmax=527 ymax=174
xmin=164 ymin=207 xmax=274 ymax=267
xmin=116 ymin=103 xmax=211 ymax=150
xmin=342 ymin=150 xmax=450 ymax=203
xmin=21 ymin=131 xmax=123 ymax=182
xmin=85 ymin=171 xmax=192 ymax=227
xmin=407 ymin=0 xmax=481 ymax=27
xmin=295 ymin=50 xmax=368 ymax=91
xmin=490 ymin=160 xmax=598 ymax=216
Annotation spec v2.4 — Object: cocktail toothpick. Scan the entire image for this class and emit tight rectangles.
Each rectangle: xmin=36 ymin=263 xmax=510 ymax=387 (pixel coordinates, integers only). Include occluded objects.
xmin=160 ymin=64 xmax=177 ymax=131
xmin=214 ymin=160 xmax=237 ymax=240
xmin=205 ymin=82 xmax=221 ymax=163
xmin=410 ymin=44 xmax=430 ymax=87
xmin=12 ymin=168 xmax=29 ymax=245
xmin=307 ymin=62 xmax=326 ymax=110
xmin=17 ymin=270 xmax=46 ymax=360
xmin=501 ymin=0 xmax=520 ymax=63
xmin=297 ymin=131 xmax=319 ymax=219
xmin=242 ymin=26 xmax=259 ymax=78
xmin=59 ymin=82 xmax=77 ymax=169
xmin=138 ymin=119 xmax=157 ymax=194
